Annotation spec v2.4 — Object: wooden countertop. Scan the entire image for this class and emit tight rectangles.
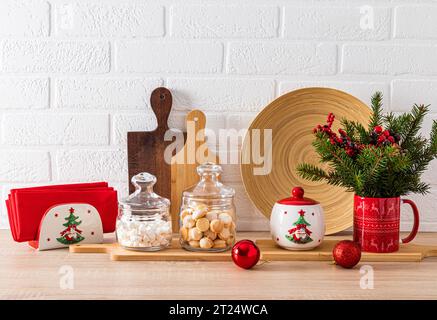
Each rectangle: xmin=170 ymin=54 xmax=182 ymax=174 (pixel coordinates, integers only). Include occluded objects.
xmin=1 ymin=230 xmax=437 ymax=300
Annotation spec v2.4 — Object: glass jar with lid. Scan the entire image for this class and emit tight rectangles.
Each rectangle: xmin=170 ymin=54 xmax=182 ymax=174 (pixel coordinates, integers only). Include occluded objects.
xmin=117 ymin=172 xmax=172 ymax=251
xmin=179 ymin=162 xmax=236 ymax=252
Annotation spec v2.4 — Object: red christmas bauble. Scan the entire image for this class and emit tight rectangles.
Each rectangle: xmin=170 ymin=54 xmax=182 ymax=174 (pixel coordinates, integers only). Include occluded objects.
xmin=232 ymin=240 xmax=260 ymax=269
xmin=333 ymin=240 xmax=361 ymax=269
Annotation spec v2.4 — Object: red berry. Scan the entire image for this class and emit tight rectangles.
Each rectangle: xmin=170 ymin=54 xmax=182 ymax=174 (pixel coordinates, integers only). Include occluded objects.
xmin=388 ymin=136 xmax=395 ymax=143
xmin=333 ymin=240 xmax=361 ymax=269
xmin=374 ymin=126 xmax=383 ymax=134
xmin=377 ymin=135 xmax=386 ymax=144
xmin=383 ymin=130 xmax=390 ymax=137
xmin=345 ymin=148 xmax=355 ymax=157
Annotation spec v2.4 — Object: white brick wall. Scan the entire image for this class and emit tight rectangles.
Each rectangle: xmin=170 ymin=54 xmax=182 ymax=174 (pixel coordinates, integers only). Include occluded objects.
xmin=0 ymin=0 xmax=437 ymax=232
xmin=227 ymin=42 xmax=337 ymax=75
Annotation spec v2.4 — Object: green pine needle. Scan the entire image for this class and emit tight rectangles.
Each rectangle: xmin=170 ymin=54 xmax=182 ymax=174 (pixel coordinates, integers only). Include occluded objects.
xmin=297 ymin=92 xmax=437 ymax=197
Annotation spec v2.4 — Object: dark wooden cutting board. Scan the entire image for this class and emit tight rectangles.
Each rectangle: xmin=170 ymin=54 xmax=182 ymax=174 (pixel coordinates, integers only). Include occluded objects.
xmin=127 ymin=87 xmax=174 ymax=197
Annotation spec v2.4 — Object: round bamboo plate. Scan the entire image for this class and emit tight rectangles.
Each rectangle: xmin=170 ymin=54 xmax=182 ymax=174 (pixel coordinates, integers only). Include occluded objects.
xmin=240 ymin=87 xmax=371 ymax=235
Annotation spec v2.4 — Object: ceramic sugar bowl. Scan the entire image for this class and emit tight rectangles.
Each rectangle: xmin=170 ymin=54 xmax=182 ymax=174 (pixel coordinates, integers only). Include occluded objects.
xmin=270 ymin=187 xmax=325 ymax=250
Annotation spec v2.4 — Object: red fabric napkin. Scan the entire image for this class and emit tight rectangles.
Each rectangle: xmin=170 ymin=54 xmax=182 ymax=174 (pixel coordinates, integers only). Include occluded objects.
xmin=5 ymin=182 xmax=118 ymax=242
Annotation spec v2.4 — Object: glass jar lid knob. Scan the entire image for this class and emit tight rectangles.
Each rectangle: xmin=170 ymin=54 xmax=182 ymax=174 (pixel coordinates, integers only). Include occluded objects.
xmin=197 ymin=162 xmax=222 ymax=176
xmin=132 ymin=172 xmax=156 ymax=190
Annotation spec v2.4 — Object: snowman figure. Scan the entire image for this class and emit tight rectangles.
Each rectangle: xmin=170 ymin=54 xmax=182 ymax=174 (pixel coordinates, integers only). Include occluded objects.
xmin=295 ymin=226 xmax=308 ymax=240
xmin=67 ymin=227 xmax=78 ymax=240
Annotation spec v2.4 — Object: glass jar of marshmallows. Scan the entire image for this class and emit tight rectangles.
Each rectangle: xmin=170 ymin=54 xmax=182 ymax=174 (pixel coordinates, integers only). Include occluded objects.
xmin=117 ymin=172 xmax=172 ymax=251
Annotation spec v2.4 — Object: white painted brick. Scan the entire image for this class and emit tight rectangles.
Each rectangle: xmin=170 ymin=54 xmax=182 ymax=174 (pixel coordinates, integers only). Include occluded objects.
xmin=225 ymin=113 xmax=257 ymax=130
xmin=113 ymin=113 xmax=156 ymax=145
xmin=0 ymin=78 xmax=49 ymax=109
xmin=227 ymin=42 xmax=337 ymax=75
xmin=401 ymin=222 xmax=437 ymax=233
xmin=342 ymin=45 xmax=437 ymax=75
xmin=55 ymin=78 xmax=162 ymax=110
xmin=116 ymin=41 xmax=223 ymax=73
xmin=1 ymin=40 xmax=110 ymax=74
xmin=0 ymin=151 xmax=50 ymax=182
xmin=403 ymin=189 xmax=437 ymax=223
xmin=392 ymin=80 xmax=437 ymax=112
xmin=202 ymin=113 xmax=226 ymax=133
xmin=168 ymin=78 xmax=275 ymax=112
xmin=0 ymin=1 xmax=49 ymax=36
xmin=167 ymin=111 xmax=187 ymax=131
xmin=56 ymin=149 xmax=127 ymax=182
xmin=0 ymin=186 xmax=8 ymax=229
xmin=110 ymin=182 xmax=129 ymax=200
xmin=220 ymin=149 xmax=243 ymax=182
xmin=54 ymin=2 xmax=164 ymax=37
xmin=227 ymin=183 xmax=269 ymax=231
xmin=2 ymin=114 xmax=109 ymax=146
xmin=168 ymin=111 xmax=226 ymax=150
xmin=170 ymin=5 xmax=279 ymax=38
xmin=284 ymin=6 xmax=390 ymax=40
xmin=395 ymin=6 xmax=437 ymax=39
xmin=279 ymin=81 xmax=389 ymax=108
xmin=420 ymin=114 xmax=437 ymax=138
xmin=423 ymin=159 xmax=437 ymax=186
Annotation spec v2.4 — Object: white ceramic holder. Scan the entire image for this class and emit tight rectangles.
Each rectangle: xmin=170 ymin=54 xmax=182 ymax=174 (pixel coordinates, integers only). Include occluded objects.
xmin=29 ymin=203 xmax=104 ymax=251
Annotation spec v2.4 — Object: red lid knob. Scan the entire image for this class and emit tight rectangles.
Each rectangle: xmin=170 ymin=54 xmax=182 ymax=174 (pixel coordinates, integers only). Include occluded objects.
xmin=292 ymin=187 xmax=304 ymax=199
xmin=278 ymin=186 xmax=318 ymax=205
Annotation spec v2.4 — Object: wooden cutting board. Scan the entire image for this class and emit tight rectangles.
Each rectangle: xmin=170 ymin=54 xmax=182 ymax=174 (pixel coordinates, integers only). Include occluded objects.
xmin=70 ymin=239 xmax=231 ymax=261
xmin=170 ymin=110 xmax=219 ymax=232
xmin=256 ymin=239 xmax=437 ymax=262
xmin=70 ymin=238 xmax=437 ymax=262
xmin=127 ymin=87 xmax=173 ymax=196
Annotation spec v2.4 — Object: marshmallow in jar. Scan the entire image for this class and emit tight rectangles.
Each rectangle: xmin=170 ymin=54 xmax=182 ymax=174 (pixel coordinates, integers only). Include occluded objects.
xmin=270 ymin=187 xmax=325 ymax=250
xmin=117 ymin=172 xmax=172 ymax=251
xmin=179 ymin=163 xmax=236 ymax=252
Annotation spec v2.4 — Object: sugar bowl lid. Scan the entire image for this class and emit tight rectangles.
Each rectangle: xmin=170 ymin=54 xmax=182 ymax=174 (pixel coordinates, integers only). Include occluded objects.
xmin=277 ymin=187 xmax=319 ymax=205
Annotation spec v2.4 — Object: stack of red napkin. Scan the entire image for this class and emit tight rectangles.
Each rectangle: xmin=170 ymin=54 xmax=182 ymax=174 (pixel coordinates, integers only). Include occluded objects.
xmin=5 ymin=182 xmax=118 ymax=243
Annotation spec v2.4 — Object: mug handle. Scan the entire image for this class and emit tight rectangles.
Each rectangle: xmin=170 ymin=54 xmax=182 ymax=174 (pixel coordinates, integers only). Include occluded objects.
xmin=401 ymin=199 xmax=420 ymax=244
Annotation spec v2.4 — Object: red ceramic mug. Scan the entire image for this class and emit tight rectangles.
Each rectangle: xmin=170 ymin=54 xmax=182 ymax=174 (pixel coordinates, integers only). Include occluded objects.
xmin=353 ymin=195 xmax=419 ymax=253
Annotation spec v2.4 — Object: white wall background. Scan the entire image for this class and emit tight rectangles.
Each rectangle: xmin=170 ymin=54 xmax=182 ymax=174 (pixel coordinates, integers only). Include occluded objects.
xmin=0 ymin=0 xmax=437 ymax=231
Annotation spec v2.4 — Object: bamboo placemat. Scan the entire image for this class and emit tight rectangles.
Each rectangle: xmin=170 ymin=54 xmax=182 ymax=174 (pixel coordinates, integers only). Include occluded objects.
xmin=240 ymin=88 xmax=371 ymax=234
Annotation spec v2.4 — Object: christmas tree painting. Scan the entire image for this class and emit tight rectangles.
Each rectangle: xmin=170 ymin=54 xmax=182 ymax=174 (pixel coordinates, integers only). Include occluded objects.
xmin=286 ymin=209 xmax=313 ymax=244
xmin=56 ymin=207 xmax=85 ymax=245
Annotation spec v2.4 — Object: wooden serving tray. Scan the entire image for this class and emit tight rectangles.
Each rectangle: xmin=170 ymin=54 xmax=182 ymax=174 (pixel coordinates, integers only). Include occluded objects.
xmin=70 ymin=237 xmax=437 ymax=262
xmin=256 ymin=239 xmax=437 ymax=262
xmin=70 ymin=238 xmax=231 ymax=261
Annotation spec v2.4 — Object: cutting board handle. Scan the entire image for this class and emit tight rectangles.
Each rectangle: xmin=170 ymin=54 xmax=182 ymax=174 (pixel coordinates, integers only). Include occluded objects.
xmin=186 ymin=109 xmax=207 ymax=149
xmin=150 ymin=87 xmax=172 ymax=134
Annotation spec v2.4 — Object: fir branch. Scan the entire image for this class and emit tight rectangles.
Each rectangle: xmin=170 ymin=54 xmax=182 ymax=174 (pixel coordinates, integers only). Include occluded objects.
xmin=296 ymin=163 xmax=329 ymax=182
xmin=368 ymin=91 xmax=383 ymax=129
xmin=401 ymin=104 xmax=428 ymax=149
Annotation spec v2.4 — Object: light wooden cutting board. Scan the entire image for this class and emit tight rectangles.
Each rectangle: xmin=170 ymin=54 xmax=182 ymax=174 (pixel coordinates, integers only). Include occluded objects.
xmin=170 ymin=110 xmax=219 ymax=232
